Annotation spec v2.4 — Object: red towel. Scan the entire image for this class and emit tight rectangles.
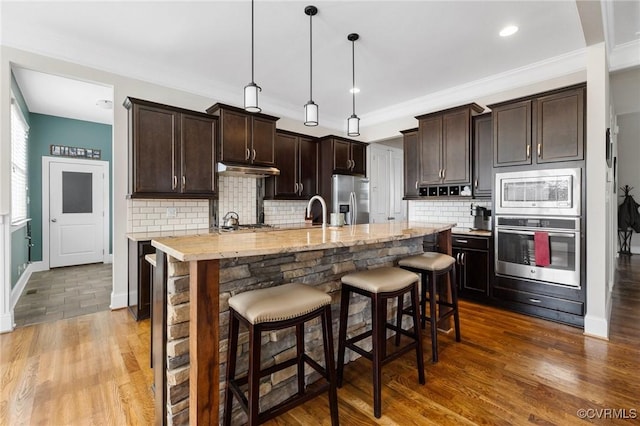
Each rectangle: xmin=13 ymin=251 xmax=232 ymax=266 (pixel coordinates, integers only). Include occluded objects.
xmin=534 ymin=231 xmax=551 ymax=267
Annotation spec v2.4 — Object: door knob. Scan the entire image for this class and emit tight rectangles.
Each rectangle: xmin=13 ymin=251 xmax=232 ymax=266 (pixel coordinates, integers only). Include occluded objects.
xmin=51 ymin=218 xmax=57 ymax=222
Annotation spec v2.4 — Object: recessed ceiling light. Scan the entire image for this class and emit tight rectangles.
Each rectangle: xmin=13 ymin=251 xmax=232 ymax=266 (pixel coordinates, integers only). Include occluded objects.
xmin=96 ymin=99 xmax=113 ymax=109
xmin=350 ymin=87 xmax=360 ymax=94
xmin=500 ymin=25 xmax=519 ymax=37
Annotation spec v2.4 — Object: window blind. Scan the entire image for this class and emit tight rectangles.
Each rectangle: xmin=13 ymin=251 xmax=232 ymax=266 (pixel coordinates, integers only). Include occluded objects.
xmin=11 ymin=97 xmax=29 ymax=224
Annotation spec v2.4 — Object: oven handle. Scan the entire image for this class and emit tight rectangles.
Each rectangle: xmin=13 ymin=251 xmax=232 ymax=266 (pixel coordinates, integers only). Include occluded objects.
xmin=496 ymin=228 xmax=579 ymax=237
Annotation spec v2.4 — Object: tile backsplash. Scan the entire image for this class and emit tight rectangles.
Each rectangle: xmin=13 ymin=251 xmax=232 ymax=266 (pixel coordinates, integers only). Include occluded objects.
xmin=127 ymin=199 xmax=209 ymax=233
xmin=408 ymin=199 xmax=491 ymax=229
xmin=218 ymin=176 xmax=257 ymax=224
xmin=263 ymin=200 xmax=308 ymax=225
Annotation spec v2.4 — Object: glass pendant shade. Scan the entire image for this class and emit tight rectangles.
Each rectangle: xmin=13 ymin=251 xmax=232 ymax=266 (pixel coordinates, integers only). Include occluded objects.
xmin=304 ymin=101 xmax=318 ymax=126
xmin=244 ymin=82 xmax=261 ymax=113
xmin=347 ymin=114 xmax=360 ymax=137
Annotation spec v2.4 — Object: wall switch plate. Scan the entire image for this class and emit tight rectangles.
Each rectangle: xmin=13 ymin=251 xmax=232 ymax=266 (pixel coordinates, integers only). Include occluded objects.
xmin=166 ymin=207 xmax=177 ymax=218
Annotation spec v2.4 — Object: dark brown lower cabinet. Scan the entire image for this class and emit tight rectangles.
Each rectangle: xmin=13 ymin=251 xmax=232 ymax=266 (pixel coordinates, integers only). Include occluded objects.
xmin=452 ymin=234 xmax=492 ymax=301
xmin=128 ymin=239 xmax=155 ymax=320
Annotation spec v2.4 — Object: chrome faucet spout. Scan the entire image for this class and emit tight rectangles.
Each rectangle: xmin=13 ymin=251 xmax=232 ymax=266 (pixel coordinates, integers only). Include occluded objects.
xmin=307 ymin=195 xmax=327 ymax=228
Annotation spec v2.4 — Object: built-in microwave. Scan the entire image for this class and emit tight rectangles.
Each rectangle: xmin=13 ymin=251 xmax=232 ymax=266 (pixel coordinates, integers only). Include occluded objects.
xmin=495 ymin=168 xmax=581 ymax=216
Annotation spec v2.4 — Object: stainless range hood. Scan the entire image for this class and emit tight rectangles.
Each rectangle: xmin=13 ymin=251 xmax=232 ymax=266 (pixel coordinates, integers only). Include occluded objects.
xmin=217 ymin=162 xmax=280 ymax=177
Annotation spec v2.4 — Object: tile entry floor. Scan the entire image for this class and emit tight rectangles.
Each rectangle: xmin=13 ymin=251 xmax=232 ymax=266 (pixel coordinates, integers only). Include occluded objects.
xmin=14 ymin=263 xmax=112 ymax=327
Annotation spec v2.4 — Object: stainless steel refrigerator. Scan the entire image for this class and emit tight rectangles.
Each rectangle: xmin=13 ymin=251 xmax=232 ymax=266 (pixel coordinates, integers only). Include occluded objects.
xmin=331 ymin=174 xmax=370 ymax=225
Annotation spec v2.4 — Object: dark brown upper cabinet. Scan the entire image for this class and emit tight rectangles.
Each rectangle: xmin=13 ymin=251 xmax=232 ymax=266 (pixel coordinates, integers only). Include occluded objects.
xmin=400 ymin=128 xmax=420 ymax=198
xmin=265 ymin=130 xmax=318 ymax=200
xmin=206 ymin=103 xmax=278 ymax=167
xmin=472 ymin=113 xmax=493 ymax=198
xmin=491 ymin=84 xmax=585 ymax=167
xmin=416 ymin=103 xmax=484 ymax=187
xmin=319 ymin=136 xmax=367 ymax=176
xmin=125 ymin=97 xmax=217 ymax=198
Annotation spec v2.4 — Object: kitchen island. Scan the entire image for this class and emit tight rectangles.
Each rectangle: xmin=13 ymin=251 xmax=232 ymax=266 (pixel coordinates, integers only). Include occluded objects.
xmin=151 ymin=221 xmax=455 ymax=425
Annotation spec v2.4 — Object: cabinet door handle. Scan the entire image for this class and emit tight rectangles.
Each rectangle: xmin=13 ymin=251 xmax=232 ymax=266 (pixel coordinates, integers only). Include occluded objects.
xmin=442 ymin=168 xmax=446 ymax=180
xmin=461 ymin=252 xmax=465 ymax=266
xmin=182 ymin=175 xmax=186 ymax=189
xmin=455 ymin=239 xmax=468 ymax=244
xmin=526 ymin=145 xmax=531 ymax=159
xmin=537 ymin=143 xmax=541 ymax=158
xmin=294 ymin=183 xmax=299 ymax=193
xmin=474 ymin=178 xmax=478 ymax=189
xmin=529 ymin=298 xmax=542 ymax=304
xmin=245 ymin=148 xmax=250 ymax=161
xmin=172 ymin=175 xmax=177 ymax=190
xmin=252 ymin=149 xmax=256 ymax=161
xmin=455 ymin=253 xmax=460 ymax=264
xmin=299 ymin=182 xmax=303 ymax=195
xmin=415 ymin=180 xmax=418 ymax=190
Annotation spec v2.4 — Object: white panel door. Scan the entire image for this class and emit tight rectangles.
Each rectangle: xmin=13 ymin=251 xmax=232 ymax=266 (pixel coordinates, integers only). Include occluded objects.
xmin=390 ymin=149 xmax=406 ymax=222
xmin=49 ymin=161 xmax=105 ymax=267
xmin=369 ymin=145 xmax=390 ymax=223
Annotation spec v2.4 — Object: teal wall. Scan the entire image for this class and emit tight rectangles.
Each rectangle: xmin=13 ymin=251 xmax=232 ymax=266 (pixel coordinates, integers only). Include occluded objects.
xmin=11 ymin=71 xmax=31 ymax=289
xmin=28 ymin=113 xmax=113 ymax=262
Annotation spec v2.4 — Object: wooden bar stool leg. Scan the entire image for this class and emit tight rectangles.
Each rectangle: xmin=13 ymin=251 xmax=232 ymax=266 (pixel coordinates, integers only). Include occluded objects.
xmin=371 ymin=293 xmax=385 ymax=418
xmin=411 ymin=283 xmax=426 ymax=384
xmin=336 ymin=286 xmax=351 ymax=388
xmin=223 ymin=311 xmax=240 ymax=426
xmin=248 ymin=325 xmax=262 ymax=425
xmin=395 ymin=293 xmax=404 ymax=346
xmin=450 ymin=266 xmax=461 ymax=342
xmin=421 ymin=273 xmax=428 ymax=329
xmin=429 ymin=271 xmax=439 ymax=363
xmin=296 ymin=322 xmax=305 ymax=396
xmin=321 ymin=305 xmax=340 ymax=426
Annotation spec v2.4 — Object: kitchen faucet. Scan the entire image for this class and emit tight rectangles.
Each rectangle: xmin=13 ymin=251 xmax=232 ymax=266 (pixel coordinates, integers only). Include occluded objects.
xmin=307 ymin=195 xmax=327 ymax=228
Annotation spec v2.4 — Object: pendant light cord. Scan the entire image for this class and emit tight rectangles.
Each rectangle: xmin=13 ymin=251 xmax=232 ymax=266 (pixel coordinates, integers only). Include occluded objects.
xmin=251 ymin=0 xmax=255 ymax=84
xmin=309 ymin=11 xmax=313 ymax=102
xmin=351 ymin=39 xmax=356 ymax=115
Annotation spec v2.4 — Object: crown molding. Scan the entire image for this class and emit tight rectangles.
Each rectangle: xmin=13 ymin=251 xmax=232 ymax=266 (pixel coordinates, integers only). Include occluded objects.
xmin=609 ymin=39 xmax=640 ymax=72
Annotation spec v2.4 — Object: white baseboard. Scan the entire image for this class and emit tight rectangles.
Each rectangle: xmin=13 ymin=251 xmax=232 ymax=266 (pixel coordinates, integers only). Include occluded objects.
xmin=10 ymin=263 xmax=36 ymax=309
xmin=110 ymin=291 xmax=128 ymax=310
xmin=28 ymin=260 xmax=48 ymax=273
xmin=583 ymin=290 xmax=612 ymax=339
xmin=104 ymin=254 xmax=113 ymax=264
xmin=0 ymin=312 xmax=14 ymax=334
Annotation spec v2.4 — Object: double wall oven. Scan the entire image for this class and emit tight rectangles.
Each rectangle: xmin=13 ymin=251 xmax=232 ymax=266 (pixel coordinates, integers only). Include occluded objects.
xmin=494 ymin=168 xmax=582 ymax=289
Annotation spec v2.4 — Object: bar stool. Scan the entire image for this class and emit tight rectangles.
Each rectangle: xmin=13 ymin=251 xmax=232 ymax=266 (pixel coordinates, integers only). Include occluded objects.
xmin=224 ymin=283 xmax=339 ymax=426
xmin=398 ymin=252 xmax=460 ymax=363
xmin=336 ymin=267 xmax=424 ymax=419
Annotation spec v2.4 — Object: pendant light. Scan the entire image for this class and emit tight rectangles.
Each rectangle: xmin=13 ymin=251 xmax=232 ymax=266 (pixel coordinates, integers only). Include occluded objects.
xmin=347 ymin=33 xmax=360 ymax=137
xmin=304 ymin=5 xmax=319 ymax=126
xmin=244 ymin=0 xmax=261 ymax=113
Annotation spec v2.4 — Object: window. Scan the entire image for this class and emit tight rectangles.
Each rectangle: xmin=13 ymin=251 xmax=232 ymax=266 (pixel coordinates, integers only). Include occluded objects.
xmin=11 ymin=96 xmax=29 ymax=224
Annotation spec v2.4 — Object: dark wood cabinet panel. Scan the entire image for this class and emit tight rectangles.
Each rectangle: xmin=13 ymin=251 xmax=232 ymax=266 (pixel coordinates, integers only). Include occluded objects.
xmin=266 ymin=131 xmax=317 ymax=200
xmin=453 ymin=234 xmax=492 ymax=301
xmin=492 ymin=99 xmax=532 ymax=167
xmin=351 ymin=142 xmax=366 ymax=176
xmin=126 ymin=97 xmax=217 ymax=198
xmin=333 ymin=139 xmax=352 ymax=174
xmin=442 ymin=109 xmax=470 ymax=184
xmin=401 ymin=129 xmax=419 ymax=198
xmin=218 ymin=108 xmax=251 ymax=164
xmin=473 ymin=113 xmax=493 ymax=198
xmin=416 ymin=104 xmax=482 ymax=188
xmin=132 ymin=104 xmax=178 ymax=194
xmin=181 ymin=114 xmax=216 ymax=194
xmin=298 ymin=137 xmax=318 ymax=198
xmin=535 ymin=87 xmax=584 ymax=163
xmin=207 ymin=103 xmax=278 ymax=167
xmin=252 ymin=116 xmax=276 ymax=166
xmin=418 ymin=115 xmax=442 ymax=185
xmin=128 ymin=239 xmax=155 ymax=321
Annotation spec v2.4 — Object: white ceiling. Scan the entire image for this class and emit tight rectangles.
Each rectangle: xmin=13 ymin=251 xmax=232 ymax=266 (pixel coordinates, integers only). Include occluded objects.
xmin=2 ymin=1 xmax=639 ymax=133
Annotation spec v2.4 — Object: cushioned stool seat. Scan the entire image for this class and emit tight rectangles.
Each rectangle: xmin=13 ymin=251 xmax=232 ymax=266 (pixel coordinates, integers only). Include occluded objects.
xmin=398 ymin=252 xmax=460 ymax=363
xmin=337 ymin=266 xmax=424 ymax=418
xmin=224 ymin=283 xmax=338 ymax=425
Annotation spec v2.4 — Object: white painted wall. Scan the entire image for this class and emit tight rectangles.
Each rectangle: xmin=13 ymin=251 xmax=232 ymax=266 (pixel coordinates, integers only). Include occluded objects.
xmin=615 ymin=113 xmax=640 ymax=254
xmin=584 ymin=43 xmax=613 ymax=339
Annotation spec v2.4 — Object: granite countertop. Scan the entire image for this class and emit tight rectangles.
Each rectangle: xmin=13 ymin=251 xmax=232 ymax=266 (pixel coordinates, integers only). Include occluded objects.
xmin=151 ymin=221 xmax=456 ymax=262
xmin=452 ymin=227 xmax=492 ymax=237
xmin=127 ymin=227 xmax=214 ymax=241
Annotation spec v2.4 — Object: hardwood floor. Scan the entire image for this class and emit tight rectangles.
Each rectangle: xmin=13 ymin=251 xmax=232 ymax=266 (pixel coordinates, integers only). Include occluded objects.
xmin=1 ymin=257 xmax=638 ymax=425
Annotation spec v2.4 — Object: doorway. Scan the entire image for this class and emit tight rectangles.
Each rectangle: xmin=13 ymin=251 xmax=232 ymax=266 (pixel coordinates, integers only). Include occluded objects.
xmin=43 ymin=157 xmax=110 ymax=268
xmin=369 ymin=143 xmax=406 ymax=223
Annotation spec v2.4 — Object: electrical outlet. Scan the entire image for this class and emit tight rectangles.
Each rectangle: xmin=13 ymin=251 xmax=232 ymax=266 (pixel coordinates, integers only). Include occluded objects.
xmin=166 ymin=207 xmax=177 ymax=218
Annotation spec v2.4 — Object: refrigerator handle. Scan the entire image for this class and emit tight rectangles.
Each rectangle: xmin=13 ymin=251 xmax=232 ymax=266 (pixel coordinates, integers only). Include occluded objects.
xmin=351 ymin=191 xmax=357 ymax=225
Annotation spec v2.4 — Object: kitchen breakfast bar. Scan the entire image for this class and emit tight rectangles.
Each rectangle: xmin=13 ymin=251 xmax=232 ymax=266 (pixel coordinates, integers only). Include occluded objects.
xmin=151 ymin=221 xmax=455 ymax=425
